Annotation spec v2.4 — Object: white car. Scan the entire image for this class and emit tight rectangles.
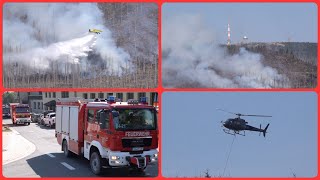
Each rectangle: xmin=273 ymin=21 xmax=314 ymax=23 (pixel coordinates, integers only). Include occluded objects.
xmin=44 ymin=113 xmax=56 ymax=128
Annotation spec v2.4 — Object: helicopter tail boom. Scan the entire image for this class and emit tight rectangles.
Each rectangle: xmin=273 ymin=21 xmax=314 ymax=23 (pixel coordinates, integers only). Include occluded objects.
xmin=263 ymin=124 xmax=270 ymax=137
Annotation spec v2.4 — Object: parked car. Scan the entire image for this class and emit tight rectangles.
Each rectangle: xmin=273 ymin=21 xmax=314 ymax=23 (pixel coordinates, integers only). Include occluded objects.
xmin=2 ymin=105 xmax=11 ymax=118
xmin=31 ymin=113 xmax=41 ymax=123
xmin=36 ymin=114 xmax=42 ymax=123
xmin=44 ymin=112 xmax=56 ymax=128
xmin=38 ymin=110 xmax=54 ymax=125
xmin=38 ymin=114 xmax=44 ymax=125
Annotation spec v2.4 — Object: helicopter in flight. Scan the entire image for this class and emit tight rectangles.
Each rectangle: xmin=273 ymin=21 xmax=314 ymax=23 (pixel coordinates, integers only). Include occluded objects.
xmin=217 ymin=108 xmax=271 ymax=137
xmin=89 ymin=29 xmax=102 ymax=34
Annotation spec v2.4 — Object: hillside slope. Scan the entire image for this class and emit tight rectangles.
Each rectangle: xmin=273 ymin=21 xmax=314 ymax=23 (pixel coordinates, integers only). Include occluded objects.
xmin=225 ymin=42 xmax=317 ymax=88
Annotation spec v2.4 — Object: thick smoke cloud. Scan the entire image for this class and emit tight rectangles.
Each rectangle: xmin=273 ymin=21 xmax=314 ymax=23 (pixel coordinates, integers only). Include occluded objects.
xmin=3 ymin=3 xmax=129 ymax=73
xmin=162 ymin=14 xmax=286 ymax=88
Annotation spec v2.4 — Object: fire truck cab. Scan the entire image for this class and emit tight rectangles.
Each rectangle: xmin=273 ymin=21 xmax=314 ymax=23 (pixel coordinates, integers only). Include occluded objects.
xmin=9 ymin=103 xmax=31 ymax=125
xmin=56 ymin=97 xmax=158 ymax=175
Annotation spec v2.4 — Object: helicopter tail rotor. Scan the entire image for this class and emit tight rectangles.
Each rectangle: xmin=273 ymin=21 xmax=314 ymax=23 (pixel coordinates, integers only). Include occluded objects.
xmin=259 ymin=124 xmax=262 ymax=136
xmin=263 ymin=124 xmax=270 ymax=137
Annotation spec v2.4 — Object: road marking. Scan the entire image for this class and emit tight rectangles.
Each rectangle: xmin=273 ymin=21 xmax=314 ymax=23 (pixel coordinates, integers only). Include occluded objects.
xmin=46 ymin=153 xmax=55 ymax=158
xmin=10 ymin=128 xmax=20 ymax=135
xmin=61 ymin=162 xmax=75 ymax=170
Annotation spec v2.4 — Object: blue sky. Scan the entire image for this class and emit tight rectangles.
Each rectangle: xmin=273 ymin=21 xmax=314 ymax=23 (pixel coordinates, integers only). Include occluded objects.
xmin=162 ymin=92 xmax=317 ymax=177
xmin=162 ymin=3 xmax=317 ymax=43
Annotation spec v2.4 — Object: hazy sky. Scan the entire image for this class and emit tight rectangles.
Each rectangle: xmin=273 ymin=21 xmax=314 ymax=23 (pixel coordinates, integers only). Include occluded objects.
xmin=162 ymin=3 xmax=317 ymax=43
xmin=162 ymin=92 xmax=317 ymax=177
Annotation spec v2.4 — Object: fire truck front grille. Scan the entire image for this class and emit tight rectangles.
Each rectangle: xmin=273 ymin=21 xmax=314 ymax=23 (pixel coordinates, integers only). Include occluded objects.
xmin=122 ymin=138 xmax=152 ymax=148
xmin=129 ymin=151 xmax=143 ymax=154
xmin=138 ymin=157 xmax=145 ymax=167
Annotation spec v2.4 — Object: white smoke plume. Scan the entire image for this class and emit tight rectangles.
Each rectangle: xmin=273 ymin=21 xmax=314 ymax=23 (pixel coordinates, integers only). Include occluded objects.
xmin=3 ymin=3 xmax=129 ymax=73
xmin=162 ymin=14 xmax=287 ymax=88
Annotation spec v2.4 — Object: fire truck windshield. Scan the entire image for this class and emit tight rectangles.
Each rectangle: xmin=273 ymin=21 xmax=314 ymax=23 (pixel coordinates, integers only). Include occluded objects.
xmin=113 ymin=108 xmax=156 ymax=131
xmin=16 ymin=107 xmax=30 ymax=113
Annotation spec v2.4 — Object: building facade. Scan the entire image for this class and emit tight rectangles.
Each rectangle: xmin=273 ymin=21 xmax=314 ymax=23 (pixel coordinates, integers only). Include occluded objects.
xmin=42 ymin=92 xmax=158 ymax=111
xmin=28 ymin=92 xmax=43 ymax=113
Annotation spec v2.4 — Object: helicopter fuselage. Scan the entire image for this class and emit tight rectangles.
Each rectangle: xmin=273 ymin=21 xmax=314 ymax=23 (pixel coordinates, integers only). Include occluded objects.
xmin=223 ymin=118 xmax=263 ymax=132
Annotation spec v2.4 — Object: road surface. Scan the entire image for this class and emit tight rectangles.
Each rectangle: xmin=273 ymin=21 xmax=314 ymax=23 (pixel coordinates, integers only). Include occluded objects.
xmin=2 ymin=118 xmax=158 ymax=177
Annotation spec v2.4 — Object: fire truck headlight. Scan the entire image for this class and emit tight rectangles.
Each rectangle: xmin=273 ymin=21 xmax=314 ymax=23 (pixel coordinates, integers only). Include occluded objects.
xmin=111 ymin=156 xmax=120 ymax=160
xmin=151 ymin=153 xmax=158 ymax=161
xmin=153 ymin=153 xmax=158 ymax=158
xmin=115 ymin=160 xmax=121 ymax=164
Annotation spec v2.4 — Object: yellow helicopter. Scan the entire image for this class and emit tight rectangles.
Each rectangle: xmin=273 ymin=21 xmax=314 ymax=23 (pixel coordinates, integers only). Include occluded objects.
xmin=89 ymin=29 xmax=102 ymax=34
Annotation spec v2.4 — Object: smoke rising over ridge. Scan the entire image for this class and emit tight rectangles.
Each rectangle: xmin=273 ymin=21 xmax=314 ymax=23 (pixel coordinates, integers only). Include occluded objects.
xmin=3 ymin=3 xmax=129 ymax=73
xmin=162 ymin=14 xmax=287 ymax=88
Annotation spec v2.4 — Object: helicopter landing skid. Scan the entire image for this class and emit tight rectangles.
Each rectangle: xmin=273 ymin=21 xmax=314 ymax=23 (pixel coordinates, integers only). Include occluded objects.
xmin=223 ymin=129 xmax=245 ymax=136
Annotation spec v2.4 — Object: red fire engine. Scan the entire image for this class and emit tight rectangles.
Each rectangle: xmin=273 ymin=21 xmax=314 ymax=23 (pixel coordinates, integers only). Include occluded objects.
xmin=55 ymin=97 xmax=158 ymax=175
xmin=9 ymin=103 xmax=31 ymax=125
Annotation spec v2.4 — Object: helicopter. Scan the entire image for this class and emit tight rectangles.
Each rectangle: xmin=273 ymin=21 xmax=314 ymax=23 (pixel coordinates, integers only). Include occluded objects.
xmin=217 ymin=108 xmax=271 ymax=137
xmin=89 ymin=29 xmax=102 ymax=34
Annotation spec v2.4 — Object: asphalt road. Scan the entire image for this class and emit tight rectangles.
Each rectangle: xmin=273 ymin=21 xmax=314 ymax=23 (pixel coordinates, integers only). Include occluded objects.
xmin=2 ymin=118 xmax=158 ymax=177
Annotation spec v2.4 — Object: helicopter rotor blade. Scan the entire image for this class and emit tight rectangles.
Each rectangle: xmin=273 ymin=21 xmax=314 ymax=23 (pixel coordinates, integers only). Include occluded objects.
xmin=241 ymin=114 xmax=272 ymax=117
xmin=216 ymin=108 xmax=238 ymax=115
xmin=217 ymin=108 xmax=272 ymax=118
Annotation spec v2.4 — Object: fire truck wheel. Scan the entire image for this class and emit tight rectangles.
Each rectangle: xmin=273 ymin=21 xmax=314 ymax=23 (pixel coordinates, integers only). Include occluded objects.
xmin=63 ymin=140 xmax=71 ymax=157
xmin=90 ymin=151 xmax=102 ymax=175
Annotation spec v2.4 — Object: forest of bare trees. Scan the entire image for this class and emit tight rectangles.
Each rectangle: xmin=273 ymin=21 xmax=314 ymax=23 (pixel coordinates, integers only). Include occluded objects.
xmin=99 ymin=3 xmax=158 ymax=61
xmin=3 ymin=59 xmax=157 ymax=88
xmin=3 ymin=3 xmax=158 ymax=88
